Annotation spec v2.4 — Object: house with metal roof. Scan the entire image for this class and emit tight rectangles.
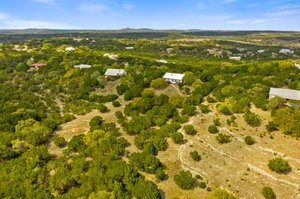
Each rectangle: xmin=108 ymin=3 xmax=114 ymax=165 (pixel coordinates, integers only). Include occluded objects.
xmin=163 ymin=72 xmax=185 ymax=83
xmin=74 ymin=64 xmax=92 ymax=69
xmin=65 ymin=46 xmax=75 ymax=51
xmin=104 ymin=68 xmax=127 ymax=77
xmin=279 ymin=49 xmax=294 ymax=54
xmin=269 ymin=88 xmax=300 ymax=101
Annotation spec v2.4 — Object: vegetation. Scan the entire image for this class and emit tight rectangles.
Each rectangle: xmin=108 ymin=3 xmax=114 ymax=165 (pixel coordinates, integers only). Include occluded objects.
xmin=216 ymin=133 xmax=231 ymax=144
xmin=261 ymin=186 xmax=276 ymax=199
xmin=173 ymin=170 xmax=195 ymax=190
xmin=244 ymin=136 xmax=255 ymax=145
xmin=0 ymin=30 xmax=299 ymax=198
xmin=268 ymin=157 xmax=291 ymax=174
xmin=208 ymin=188 xmax=238 ymax=199
xmin=190 ymin=151 xmax=201 ymax=161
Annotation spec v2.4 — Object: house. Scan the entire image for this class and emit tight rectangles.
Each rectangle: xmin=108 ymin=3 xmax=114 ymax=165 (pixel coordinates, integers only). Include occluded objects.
xmin=30 ymin=63 xmax=47 ymax=68
xmin=157 ymin=60 xmax=168 ymax=64
xmin=229 ymin=56 xmax=241 ymax=61
xmin=257 ymin=50 xmax=265 ymax=53
xmin=269 ymin=88 xmax=300 ymax=101
xmin=295 ymin=63 xmax=300 ymax=69
xmin=104 ymin=68 xmax=127 ymax=78
xmin=103 ymin=53 xmax=118 ymax=60
xmin=74 ymin=64 xmax=92 ymax=69
xmin=279 ymin=49 xmax=294 ymax=54
xmin=163 ymin=72 xmax=185 ymax=83
xmin=65 ymin=46 xmax=75 ymax=51
xmin=125 ymin=47 xmax=134 ymax=50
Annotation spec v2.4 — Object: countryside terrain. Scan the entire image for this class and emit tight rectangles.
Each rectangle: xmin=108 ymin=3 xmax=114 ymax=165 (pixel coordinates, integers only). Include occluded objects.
xmin=0 ymin=29 xmax=300 ymax=199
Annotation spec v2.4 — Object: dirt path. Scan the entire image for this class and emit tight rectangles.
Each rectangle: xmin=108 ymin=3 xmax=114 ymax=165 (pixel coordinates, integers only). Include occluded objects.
xmin=176 ymin=108 xmax=300 ymax=199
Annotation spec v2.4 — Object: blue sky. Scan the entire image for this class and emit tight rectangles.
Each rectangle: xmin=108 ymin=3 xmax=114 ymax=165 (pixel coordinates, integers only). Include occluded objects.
xmin=0 ymin=0 xmax=299 ymax=30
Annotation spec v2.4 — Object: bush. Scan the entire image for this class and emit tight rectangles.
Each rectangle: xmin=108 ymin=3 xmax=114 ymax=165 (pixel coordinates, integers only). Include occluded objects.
xmin=213 ymin=118 xmax=221 ymax=126
xmin=183 ymin=124 xmax=196 ymax=135
xmin=244 ymin=136 xmax=255 ymax=145
xmin=155 ymin=168 xmax=166 ymax=180
xmin=98 ymin=104 xmax=108 ymax=113
xmin=216 ymin=133 xmax=231 ymax=144
xmin=199 ymin=181 xmax=206 ymax=189
xmin=115 ymin=111 xmax=124 ymax=119
xmin=268 ymin=157 xmax=291 ymax=173
xmin=89 ymin=116 xmax=103 ymax=132
xmin=150 ymin=78 xmax=167 ymax=89
xmin=173 ymin=170 xmax=195 ymax=190
xmin=207 ymin=96 xmax=216 ymax=103
xmin=53 ymin=135 xmax=66 ymax=148
xmin=200 ymin=104 xmax=210 ymax=113
xmin=208 ymin=125 xmax=219 ymax=134
xmin=266 ymin=121 xmax=278 ymax=132
xmin=244 ymin=111 xmax=261 ymax=127
xmin=171 ymin=132 xmax=184 ymax=144
xmin=208 ymin=188 xmax=237 ymax=199
xmin=190 ymin=151 xmax=201 ymax=161
xmin=112 ymin=101 xmax=121 ymax=107
xmin=261 ymin=186 xmax=276 ymax=199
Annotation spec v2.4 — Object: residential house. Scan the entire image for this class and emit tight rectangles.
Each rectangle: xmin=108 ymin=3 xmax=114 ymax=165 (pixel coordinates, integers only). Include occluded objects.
xmin=30 ymin=63 xmax=47 ymax=69
xmin=65 ymin=46 xmax=75 ymax=51
xmin=74 ymin=64 xmax=92 ymax=69
xmin=104 ymin=68 xmax=127 ymax=78
xmin=163 ymin=72 xmax=185 ymax=83
xmin=157 ymin=60 xmax=168 ymax=64
xmin=229 ymin=56 xmax=241 ymax=61
xmin=269 ymin=88 xmax=300 ymax=100
xmin=279 ymin=49 xmax=294 ymax=54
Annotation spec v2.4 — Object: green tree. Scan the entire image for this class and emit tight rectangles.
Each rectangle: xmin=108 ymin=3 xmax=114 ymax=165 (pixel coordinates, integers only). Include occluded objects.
xmin=243 ymin=111 xmax=261 ymax=127
xmin=173 ymin=170 xmax=195 ymax=190
xmin=150 ymin=78 xmax=167 ymax=89
xmin=183 ymin=72 xmax=196 ymax=85
xmin=268 ymin=157 xmax=291 ymax=174
xmin=208 ymin=125 xmax=219 ymax=134
xmin=183 ymin=124 xmax=196 ymax=135
xmin=216 ymin=133 xmax=231 ymax=144
xmin=171 ymin=132 xmax=184 ymax=144
xmin=53 ymin=135 xmax=66 ymax=147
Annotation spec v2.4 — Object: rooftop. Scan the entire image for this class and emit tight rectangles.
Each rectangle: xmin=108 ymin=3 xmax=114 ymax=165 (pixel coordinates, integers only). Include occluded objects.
xmin=269 ymin=88 xmax=300 ymax=101
xmin=105 ymin=68 xmax=127 ymax=76
xmin=163 ymin=72 xmax=185 ymax=80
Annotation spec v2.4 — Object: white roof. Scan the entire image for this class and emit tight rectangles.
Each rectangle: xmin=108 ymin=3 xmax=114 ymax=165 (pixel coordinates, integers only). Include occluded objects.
xmin=163 ymin=72 xmax=185 ymax=81
xmin=269 ymin=88 xmax=300 ymax=100
xmin=65 ymin=46 xmax=75 ymax=51
xmin=295 ymin=63 xmax=300 ymax=69
xmin=74 ymin=64 xmax=92 ymax=69
xmin=103 ymin=53 xmax=118 ymax=60
xmin=125 ymin=47 xmax=134 ymax=50
xmin=279 ymin=49 xmax=294 ymax=54
xmin=229 ymin=56 xmax=241 ymax=61
xmin=157 ymin=60 xmax=168 ymax=64
xmin=105 ymin=68 xmax=127 ymax=76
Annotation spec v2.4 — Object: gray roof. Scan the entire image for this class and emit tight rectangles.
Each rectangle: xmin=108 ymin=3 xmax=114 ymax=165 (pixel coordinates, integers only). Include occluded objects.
xmin=269 ymin=88 xmax=300 ymax=100
xmin=74 ymin=64 xmax=92 ymax=69
xmin=104 ymin=68 xmax=127 ymax=76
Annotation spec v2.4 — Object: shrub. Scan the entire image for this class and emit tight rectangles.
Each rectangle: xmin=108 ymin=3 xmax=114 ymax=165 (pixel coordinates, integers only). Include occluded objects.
xmin=266 ymin=121 xmax=278 ymax=132
xmin=150 ymin=78 xmax=167 ymax=89
xmin=200 ymin=104 xmax=210 ymax=113
xmin=208 ymin=125 xmax=219 ymax=134
xmin=115 ymin=111 xmax=124 ymax=119
xmin=199 ymin=181 xmax=206 ymax=189
xmin=268 ymin=157 xmax=291 ymax=174
xmin=171 ymin=132 xmax=184 ymax=144
xmin=155 ymin=168 xmax=166 ymax=180
xmin=261 ymin=186 xmax=276 ymax=199
xmin=243 ymin=111 xmax=261 ymax=127
xmin=207 ymin=96 xmax=216 ymax=103
xmin=173 ymin=170 xmax=195 ymax=190
xmin=208 ymin=188 xmax=237 ymax=199
xmin=244 ymin=136 xmax=255 ymax=145
xmin=190 ymin=151 xmax=201 ymax=161
xmin=112 ymin=100 xmax=121 ymax=107
xmin=89 ymin=116 xmax=103 ymax=132
xmin=183 ymin=124 xmax=196 ymax=135
xmin=213 ymin=118 xmax=221 ymax=126
xmin=98 ymin=104 xmax=108 ymax=113
xmin=216 ymin=133 xmax=231 ymax=144
xmin=53 ymin=135 xmax=66 ymax=148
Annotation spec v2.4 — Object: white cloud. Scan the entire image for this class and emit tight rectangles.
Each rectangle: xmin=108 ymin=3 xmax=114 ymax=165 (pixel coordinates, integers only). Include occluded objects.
xmin=0 ymin=12 xmax=10 ymax=20
xmin=3 ymin=19 xmax=74 ymax=29
xmin=78 ymin=4 xmax=111 ymax=14
xmin=227 ymin=19 xmax=246 ymax=24
xmin=123 ymin=3 xmax=135 ymax=10
xmin=251 ymin=19 xmax=268 ymax=24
